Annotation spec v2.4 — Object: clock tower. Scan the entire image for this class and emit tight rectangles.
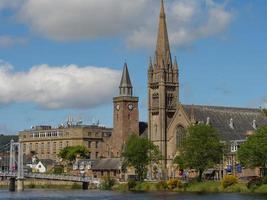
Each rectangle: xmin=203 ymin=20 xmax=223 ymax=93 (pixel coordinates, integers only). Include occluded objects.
xmin=112 ymin=63 xmax=139 ymax=157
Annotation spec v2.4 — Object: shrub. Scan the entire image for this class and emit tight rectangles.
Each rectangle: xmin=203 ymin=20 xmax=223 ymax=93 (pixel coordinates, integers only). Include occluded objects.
xmin=128 ymin=180 xmax=137 ymax=191
xmin=262 ymin=176 xmax=267 ymax=184
xmin=167 ymin=179 xmax=182 ymax=190
xmin=247 ymin=177 xmax=262 ymax=190
xmin=222 ymin=175 xmax=238 ymax=188
xmin=100 ymin=176 xmax=116 ymax=190
xmin=156 ymin=181 xmax=168 ymax=191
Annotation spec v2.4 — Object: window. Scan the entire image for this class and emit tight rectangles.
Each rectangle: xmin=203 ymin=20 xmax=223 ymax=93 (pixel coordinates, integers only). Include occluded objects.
xmin=95 ymin=141 xmax=99 ymax=148
xmin=96 ymin=152 xmax=99 ymax=158
xmin=41 ymin=143 xmax=44 ymax=154
xmin=176 ymin=126 xmax=186 ymax=148
xmin=88 ymin=141 xmax=91 ymax=148
xmin=88 ymin=132 xmax=92 ymax=137
xmin=47 ymin=142 xmax=50 ymax=154
xmin=53 ymin=142 xmax=57 ymax=154
xmin=88 ymin=152 xmax=91 ymax=159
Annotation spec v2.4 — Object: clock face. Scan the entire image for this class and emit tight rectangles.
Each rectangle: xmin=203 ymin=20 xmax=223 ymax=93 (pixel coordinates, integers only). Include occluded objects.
xmin=116 ymin=104 xmax=120 ymax=111
xmin=128 ymin=104 xmax=134 ymax=111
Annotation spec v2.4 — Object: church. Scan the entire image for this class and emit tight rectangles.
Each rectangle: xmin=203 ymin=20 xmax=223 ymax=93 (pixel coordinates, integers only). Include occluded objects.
xmin=110 ymin=0 xmax=267 ymax=178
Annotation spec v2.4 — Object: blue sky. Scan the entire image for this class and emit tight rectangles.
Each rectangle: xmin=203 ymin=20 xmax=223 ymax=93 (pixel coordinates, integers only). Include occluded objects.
xmin=0 ymin=0 xmax=266 ymax=134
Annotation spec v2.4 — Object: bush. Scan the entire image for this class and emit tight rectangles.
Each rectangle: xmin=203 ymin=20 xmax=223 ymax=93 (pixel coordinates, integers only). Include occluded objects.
xmin=222 ymin=175 xmax=238 ymax=188
xmin=128 ymin=180 xmax=137 ymax=191
xmin=247 ymin=177 xmax=262 ymax=190
xmin=167 ymin=179 xmax=182 ymax=190
xmin=262 ymin=176 xmax=267 ymax=184
xmin=100 ymin=176 xmax=116 ymax=190
xmin=156 ymin=181 xmax=168 ymax=191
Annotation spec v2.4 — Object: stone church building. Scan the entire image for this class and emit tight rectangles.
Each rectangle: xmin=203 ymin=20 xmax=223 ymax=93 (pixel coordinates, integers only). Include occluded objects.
xmin=111 ymin=0 xmax=267 ymax=178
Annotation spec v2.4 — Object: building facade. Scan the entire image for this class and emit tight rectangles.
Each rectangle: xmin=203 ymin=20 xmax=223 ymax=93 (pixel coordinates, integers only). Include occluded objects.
xmin=19 ymin=125 xmax=112 ymax=161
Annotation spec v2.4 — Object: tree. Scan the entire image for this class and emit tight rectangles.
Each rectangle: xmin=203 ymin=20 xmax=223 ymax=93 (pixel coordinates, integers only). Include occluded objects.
xmin=237 ymin=126 xmax=267 ymax=176
xmin=122 ymin=134 xmax=162 ymax=181
xmin=174 ymin=124 xmax=224 ymax=181
xmin=263 ymin=109 xmax=267 ymax=117
xmin=58 ymin=145 xmax=89 ymax=163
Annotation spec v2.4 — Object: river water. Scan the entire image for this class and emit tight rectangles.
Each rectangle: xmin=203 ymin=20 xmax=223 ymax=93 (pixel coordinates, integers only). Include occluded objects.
xmin=0 ymin=190 xmax=267 ymax=200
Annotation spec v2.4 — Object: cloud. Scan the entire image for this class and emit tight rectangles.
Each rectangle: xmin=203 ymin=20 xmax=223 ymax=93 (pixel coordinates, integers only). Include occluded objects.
xmin=0 ymin=60 xmax=120 ymax=109
xmin=0 ymin=36 xmax=28 ymax=47
xmin=11 ymin=0 xmax=233 ymax=49
xmin=0 ymin=0 xmax=22 ymax=10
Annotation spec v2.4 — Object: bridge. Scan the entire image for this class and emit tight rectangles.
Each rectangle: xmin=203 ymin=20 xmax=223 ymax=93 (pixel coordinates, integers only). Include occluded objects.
xmin=0 ymin=140 xmax=94 ymax=191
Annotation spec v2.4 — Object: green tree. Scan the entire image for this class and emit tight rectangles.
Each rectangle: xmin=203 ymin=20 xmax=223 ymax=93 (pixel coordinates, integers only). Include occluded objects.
xmin=122 ymin=134 xmax=162 ymax=181
xmin=58 ymin=145 xmax=89 ymax=163
xmin=263 ymin=109 xmax=267 ymax=117
xmin=237 ymin=126 xmax=267 ymax=176
xmin=174 ymin=124 xmax=223 ymax=181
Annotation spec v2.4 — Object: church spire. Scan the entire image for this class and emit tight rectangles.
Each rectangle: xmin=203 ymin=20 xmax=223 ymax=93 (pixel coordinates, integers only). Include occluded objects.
xmin=119 ymin=63 xmax=133 ymax=96
xmin=156 ymin=0 xmax=171 ymax=68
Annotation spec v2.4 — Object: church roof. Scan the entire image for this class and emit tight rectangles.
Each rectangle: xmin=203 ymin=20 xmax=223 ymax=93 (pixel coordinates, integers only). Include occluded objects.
xmin=183 ymin=104 xmax=267 ymax=141
xmin=119 ymin=63 xmax=132 ymax=88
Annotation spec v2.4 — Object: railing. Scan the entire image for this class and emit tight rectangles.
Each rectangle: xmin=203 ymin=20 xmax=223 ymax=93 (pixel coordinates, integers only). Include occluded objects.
xmin=0 ymin=172 xmax=96 ymax=183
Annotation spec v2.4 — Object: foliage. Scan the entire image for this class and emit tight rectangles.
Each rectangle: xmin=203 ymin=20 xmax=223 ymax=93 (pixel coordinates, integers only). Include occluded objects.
xmin=185 ymin=181 xmax=221 ymax=193
xmin=174 ymin=124 xmax=224 ymax=181
xmin=262 ymin=176 xmax=267 ymax=184
xmin=263 ymin=109 xmax=267 ymax=117
xmin=167 ymin=179 xmax=182 ymax=190
xmin=53 ymin=165 xmax=64 ymax=174
xmin=122 ymin=134 xmax=162 ymax=181
xmin=156 ymin=181 xmax=168 ymax=191
xmin=71 ymin=183 xmax=82 ymax=189
xmin=222 ymin=175 xmax=238 ymax=189
xmin=127 ymin=180 xmax=137 ymax=190
xmin=100 ymin=176 xmax=116 ymax=190
xmin=237 ymin=126 xmax=267 ymax=175
xmin=58 ymin=145 xmax=89 ymax=162
xmin=247 ymin=177 xmax=262 ymax=190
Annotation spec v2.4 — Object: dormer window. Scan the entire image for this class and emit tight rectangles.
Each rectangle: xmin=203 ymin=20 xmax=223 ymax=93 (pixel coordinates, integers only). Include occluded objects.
xmin=252 ymin=119 xmax=257 ymax=130
xmin=229 ymin=118 xmax=234 ymax=129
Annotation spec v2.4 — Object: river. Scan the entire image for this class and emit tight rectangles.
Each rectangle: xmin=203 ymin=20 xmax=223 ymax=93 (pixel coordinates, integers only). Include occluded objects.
xmin=0 ymin=190 xmax=267 ymax=200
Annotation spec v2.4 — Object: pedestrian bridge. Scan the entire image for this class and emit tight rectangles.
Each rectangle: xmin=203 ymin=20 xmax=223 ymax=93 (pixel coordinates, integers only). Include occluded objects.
xmin=0 ymin=172 xmax=92 ymax=183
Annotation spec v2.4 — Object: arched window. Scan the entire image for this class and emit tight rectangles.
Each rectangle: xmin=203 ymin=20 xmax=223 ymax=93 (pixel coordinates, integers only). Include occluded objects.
xmin=176 ymin=126 xmax=186 ymax=148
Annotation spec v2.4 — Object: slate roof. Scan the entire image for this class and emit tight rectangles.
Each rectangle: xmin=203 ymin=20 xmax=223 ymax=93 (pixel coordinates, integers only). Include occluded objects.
xmin=183 ymin=104 xmax=267 ymax=141
xmin=120 ymin=63 xmax=132 ymax=88
xmin=139 ymin=122 xmax=148 ymax=138
xmin=91 ymin=158 xmax=121 ymax=171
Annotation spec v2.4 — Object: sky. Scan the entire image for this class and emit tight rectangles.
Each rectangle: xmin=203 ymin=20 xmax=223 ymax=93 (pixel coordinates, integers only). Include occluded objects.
xmin=0 ymin=0 xmax=266 ymax=134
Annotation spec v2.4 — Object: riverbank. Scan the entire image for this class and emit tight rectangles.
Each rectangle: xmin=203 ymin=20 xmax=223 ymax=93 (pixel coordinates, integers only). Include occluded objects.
xmin=1 ymin=179 xmax=267 ymax=194
xmin=112 ymin=181 xmax=267 ymax=194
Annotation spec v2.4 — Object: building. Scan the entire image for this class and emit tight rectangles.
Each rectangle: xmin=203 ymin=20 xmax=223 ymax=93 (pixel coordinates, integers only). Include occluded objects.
xmin=111 ymin=63 xmax=140 ymax=156
xmin=147 ymin=0 xmax=267 ymax=178
xmin=19 ymin=124 xmax=112 ymax=161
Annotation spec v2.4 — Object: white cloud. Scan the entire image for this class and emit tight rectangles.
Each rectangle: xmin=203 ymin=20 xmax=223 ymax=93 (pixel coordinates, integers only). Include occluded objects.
xmin=12 ymin=0 xmax=233 ymax=49
xmin=0 ymin=36 xmax=28 ymax=47
xmin=0 ymin=61 xmax=120 ymax=109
